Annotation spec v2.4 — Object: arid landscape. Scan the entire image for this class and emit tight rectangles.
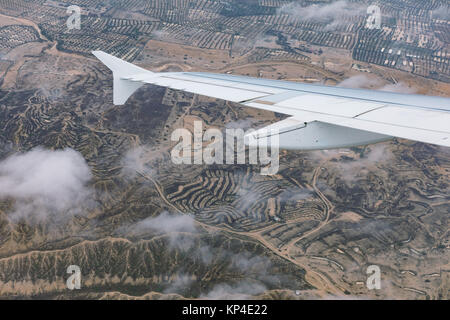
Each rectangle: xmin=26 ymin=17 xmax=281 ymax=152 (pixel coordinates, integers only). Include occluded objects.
xmin=0 ymin=0 xmax=448 ymax=300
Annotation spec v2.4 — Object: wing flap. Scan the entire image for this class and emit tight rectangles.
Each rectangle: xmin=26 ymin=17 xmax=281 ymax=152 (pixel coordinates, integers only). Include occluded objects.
xmin=290 ymin=110 xmax=450 ymax=147
xmin=247 ymin=118 xmax=307 ymax=139
xmin=245 ymin=117 xmax=391 ymax=150
xmin=245 ymin=94 xmax=450 ymax=147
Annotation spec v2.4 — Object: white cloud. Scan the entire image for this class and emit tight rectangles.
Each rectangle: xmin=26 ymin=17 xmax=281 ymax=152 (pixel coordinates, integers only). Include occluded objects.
xmin=337 ymin=75 xmax=382 ymax=89
xmin=338 ymin=75 xmax=416 ymax=93
xmin=432 ymin=5 xmax=450 ymax=20
xmin=200 ymin=281 xmax=267 ymax=300
xmin=234 ymin=186 xmax=264 ymax=211
xmin=336 ymin=144 xmax=394 ymax=182
xmin=231 ymin=252 xmax=271 ymax=273
xmin=278 ymin=0 xmax=366 ymax=29
xmin=278 ymin=188 xmax=313 ymax=202
xmin=126 ymin=212 xmax=299 ymax=296
xmin=133 ymin=211 xmax=197 ymax=234
xmin=225 ymin=119 xmax=254 ymax=130
xmin=131 ymin=212 xmax=198 ymax=250
xmin=378 ymin=82 xmax=416 ymax=93
xmin=151 ymin=29 xmax=169 ymax=40
xmin=163 ymin=273 xmax=195 ymax=294
xmin=121 ymin=146 xmax=164 ymax=178
xmin=0 ymin=147 xmax=93 ymax=222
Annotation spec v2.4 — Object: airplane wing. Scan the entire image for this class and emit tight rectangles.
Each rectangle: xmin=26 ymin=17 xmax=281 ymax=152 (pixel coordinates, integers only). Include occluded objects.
xmin=92 ymin=51 xmax=450 ymax=150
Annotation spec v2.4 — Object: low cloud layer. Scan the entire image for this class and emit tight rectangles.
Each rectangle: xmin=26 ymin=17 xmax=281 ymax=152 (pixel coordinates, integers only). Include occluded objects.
xmin=337 ymin=75 xmax=382 ymax=89
xmin=125 ymin=210 xmax=298 ymax=297
xmin=151 ymin=29 xmax=169 ymax=40
xmin=278 ymin=188 xmax=313 ymax=202
xmin=200 ymin=281 xmax=267 ymax=299
xmin=338 ymin=75 xmax=416 ymax=93
xmin=432 ymin=5 xmax=450 ymax=20
xmin=0 ymin=148 xmax=93 ymax=222
xmin=278 ymin=0 xmax=366 ymax=29
xmin=225 ymin=119 xmax=254 ymax=130
xmin=378 ymin=82 xmax=416 ymax=93
xmin=308 ymin=143 xmax=395 ymax=184
xmin=337 ymin=144 xmax=394 ymax=182
xmin=121 ymin=146 xmax=165 ymax=178
xmin=130 ymin=212 xmax=198 ymax=250
xmin=133 ymin=211 xmax=197 ymax=234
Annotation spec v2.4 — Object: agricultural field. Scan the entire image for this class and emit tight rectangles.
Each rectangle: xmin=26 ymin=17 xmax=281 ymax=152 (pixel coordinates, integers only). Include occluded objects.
xmin=0 ymin=0 xmax=448 ymax=300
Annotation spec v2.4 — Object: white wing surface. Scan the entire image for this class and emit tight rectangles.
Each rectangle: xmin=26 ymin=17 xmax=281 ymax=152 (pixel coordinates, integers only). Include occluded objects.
xmin=93 ymin=51 xmax=450 ymax=150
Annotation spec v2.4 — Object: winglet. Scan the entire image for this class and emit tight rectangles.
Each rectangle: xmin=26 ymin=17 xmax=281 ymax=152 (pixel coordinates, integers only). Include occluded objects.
xmin=92 ymin=51 xmax=150 ymax=105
